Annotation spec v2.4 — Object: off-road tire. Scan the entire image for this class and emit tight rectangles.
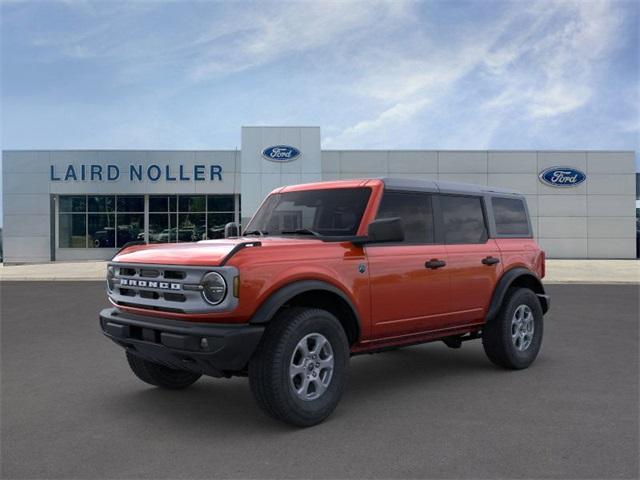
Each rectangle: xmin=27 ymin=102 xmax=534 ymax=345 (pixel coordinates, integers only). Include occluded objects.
xmin=482 ymin=287 xmax=544 ymax=369
xmin=249 ymin=307 xmax=350 ymax=427
xmin=126 ymin=351 xmax=201 ymax=389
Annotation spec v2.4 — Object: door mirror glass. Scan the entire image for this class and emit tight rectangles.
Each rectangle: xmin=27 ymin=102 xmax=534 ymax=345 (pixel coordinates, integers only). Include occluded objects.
xmin=366 ymin=217 xmax=404 ymax=243
xmin=224 ymin=222 xmax=240 ymax=238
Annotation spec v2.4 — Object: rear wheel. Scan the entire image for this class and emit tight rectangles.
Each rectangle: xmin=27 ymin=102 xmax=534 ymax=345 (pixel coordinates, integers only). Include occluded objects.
xmin=482 ymin=288 xmax=543 ymax=369
xmin=249 ymin=307 xmax=349 ymax=427
xmin=126 ymin=351 xmax=201 ymax=389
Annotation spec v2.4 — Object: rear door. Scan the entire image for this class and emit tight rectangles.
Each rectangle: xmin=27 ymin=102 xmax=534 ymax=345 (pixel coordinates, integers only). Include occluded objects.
xmin=367 ymin=191 xmax=451 ymax=339
xmin=439 ymin=194 xmax=502 ymax=325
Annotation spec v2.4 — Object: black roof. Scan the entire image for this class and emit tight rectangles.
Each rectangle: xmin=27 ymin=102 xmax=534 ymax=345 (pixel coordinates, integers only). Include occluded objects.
xmin=380 ymin=177 xmax=523 ymax=197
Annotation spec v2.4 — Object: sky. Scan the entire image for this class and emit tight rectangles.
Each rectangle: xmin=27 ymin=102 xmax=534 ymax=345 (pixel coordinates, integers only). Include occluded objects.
xmin=1 ymin=0 xmax=639 ymax=223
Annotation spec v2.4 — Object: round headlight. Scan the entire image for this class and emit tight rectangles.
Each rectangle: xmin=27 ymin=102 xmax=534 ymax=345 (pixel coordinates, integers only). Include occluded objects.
xmin=106 ymin=266 xmax=115 ymax=291
xmin=201 ymin=272 xmax=227 ymax=305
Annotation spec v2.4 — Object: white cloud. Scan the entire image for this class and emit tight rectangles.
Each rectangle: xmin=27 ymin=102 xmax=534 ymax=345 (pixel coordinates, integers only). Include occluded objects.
xmin=190 ymin=1 xmax=411 ymax=80
xmin=325 ymin=0 xmax=628 ymax=147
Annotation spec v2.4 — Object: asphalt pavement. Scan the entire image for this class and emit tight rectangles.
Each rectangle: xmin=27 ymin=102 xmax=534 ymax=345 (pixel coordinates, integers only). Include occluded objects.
xmin=1 ymin=282 xmax=638 ymax=479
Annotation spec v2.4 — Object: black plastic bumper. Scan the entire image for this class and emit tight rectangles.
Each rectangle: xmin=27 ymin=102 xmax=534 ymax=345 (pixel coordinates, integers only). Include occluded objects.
xmin=99 ymin=308 xmax=264 ymax=377
xmin=537 ymin=293 xmax=551 ymax=314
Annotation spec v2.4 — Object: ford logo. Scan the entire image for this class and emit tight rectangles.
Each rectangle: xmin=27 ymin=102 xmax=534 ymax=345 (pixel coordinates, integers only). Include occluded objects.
xmin=261 ymin=145 xmax=301 ymax=162
xmin=538 ymin=166 xmax=586 ymax=188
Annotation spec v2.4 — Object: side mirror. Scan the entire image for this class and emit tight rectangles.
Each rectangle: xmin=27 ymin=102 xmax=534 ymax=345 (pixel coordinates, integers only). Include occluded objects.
xmin=365 ymin=217 xmax=404 ymax=243
xmin=224 ymin=222 xmax=240 ymax=238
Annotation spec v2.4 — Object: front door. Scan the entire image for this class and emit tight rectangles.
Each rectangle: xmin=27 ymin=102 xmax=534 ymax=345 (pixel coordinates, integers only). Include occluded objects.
xmin=366 ymin=191 xmax=452 ymax=339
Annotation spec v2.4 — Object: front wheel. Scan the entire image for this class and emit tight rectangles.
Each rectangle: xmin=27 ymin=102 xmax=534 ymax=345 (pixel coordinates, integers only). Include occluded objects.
xmin=249 ymin=307 xmax=349 ymax=427
xmin=482 ymin=288 xmax=544 ymax=369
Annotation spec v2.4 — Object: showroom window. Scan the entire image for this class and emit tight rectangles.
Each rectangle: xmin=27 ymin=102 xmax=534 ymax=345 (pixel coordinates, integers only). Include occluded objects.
xmin=59 ymin=195 xmax=144 ymax=248
xmin=149 ymin=195 xmax=236 ymax=243
xmin=59 ymin=194 xmax=238 ymax=248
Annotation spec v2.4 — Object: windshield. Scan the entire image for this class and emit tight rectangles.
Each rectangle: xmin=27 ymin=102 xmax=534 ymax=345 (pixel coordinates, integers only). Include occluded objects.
xmin=245 ymin=187 xmax=371 ymax=237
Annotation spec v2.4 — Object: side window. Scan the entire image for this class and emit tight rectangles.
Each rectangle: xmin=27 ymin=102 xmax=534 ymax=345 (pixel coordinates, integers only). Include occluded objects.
xmin=376 ymin=191 xmax=434 ymax=243
xmin=440 ymin=195 xmax=488 ymax=244
xmin=492 ymin=197 xmax=530 ymax=236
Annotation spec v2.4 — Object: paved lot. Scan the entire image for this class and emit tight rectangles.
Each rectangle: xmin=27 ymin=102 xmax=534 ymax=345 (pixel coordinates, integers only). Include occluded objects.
xmin=1 ymin=283 xmax=638 ymax=479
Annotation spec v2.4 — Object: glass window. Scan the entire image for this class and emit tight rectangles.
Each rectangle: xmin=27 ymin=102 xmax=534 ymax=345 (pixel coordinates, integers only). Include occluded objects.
xmin=88 ymin=214 xmax=115 ymax=248
xmin=59 ymin=196 xmax=86 ymax=213
xmin=149 ymin=213 xmax=170 ymax=243
xmin=440 ymin=195 xmax=488 ymax=244
xmin=149 ymin=196 xmax=168 ymax=212
xmin=116 ymin=213 xmax=144 ymax=247
xmin=245 ymin=188 xmax=371 ymax=237
xmin=376 ymin=191 xmax=434 ymax=244
xmin=492 ymin=197 xmax=530 ymax=236
xmin=88 ymin=196 xmax=115 ymax=213
xmin=207 ymin=195 xmax=235 ymax=212
xmin=59 ymin=214 xmax=86 ymax=247
xmin=207 ymin=213 xmax=234 ymax=239
xmin=179 ymin=195 xmax=206 ymax=212
xmin=177 ymin=213 xmax=206 ymax=242
xmin=117 ymin=195 xmax=144 ymax=212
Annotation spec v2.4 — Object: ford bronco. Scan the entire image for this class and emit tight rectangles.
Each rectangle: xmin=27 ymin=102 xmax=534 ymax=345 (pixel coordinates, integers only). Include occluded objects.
xmin=100 ymin=178 xmax=550 ymax=427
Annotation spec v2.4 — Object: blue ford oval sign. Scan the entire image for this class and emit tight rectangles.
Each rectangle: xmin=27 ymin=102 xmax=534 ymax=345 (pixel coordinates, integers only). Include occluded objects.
xmin=538 ymin=166 xmax=586 ymax=188
xmin=261 ymin=145 xmax=301 ymax=162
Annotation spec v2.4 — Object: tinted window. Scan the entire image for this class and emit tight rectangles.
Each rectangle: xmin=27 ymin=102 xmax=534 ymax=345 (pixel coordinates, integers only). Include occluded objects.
xmin=440 ymin=195 xmax=487 ymax=244
xmin=117 ymin=195 xmax=144 ymax=212
xmin=376 ymin=191 xmax=434 ymax=243
xmin=59 ymin=196 xmax=86 ymax=213
xmin=246 ymin=188 xmax=371 ymax=237
xmin=492 ymin=197 xmax=530 ymax=236
xmin=88 ymin=196 xmax=115 ymax=213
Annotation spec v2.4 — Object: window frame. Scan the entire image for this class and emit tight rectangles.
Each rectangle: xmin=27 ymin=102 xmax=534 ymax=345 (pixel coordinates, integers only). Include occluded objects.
xmin=436 ymin=193 xmax=490 ymax=246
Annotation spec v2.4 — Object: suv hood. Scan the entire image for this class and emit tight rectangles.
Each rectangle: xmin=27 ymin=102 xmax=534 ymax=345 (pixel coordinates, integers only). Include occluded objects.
xmin=112 ymin=237 xmax=323 ymax=266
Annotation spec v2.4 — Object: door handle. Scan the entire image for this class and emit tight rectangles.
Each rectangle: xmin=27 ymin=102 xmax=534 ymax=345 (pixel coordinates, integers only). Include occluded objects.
xmin=482 ymin=256 xmax=500 ymax=266
xmin=425 ymin=259 xmax=446 ymax=269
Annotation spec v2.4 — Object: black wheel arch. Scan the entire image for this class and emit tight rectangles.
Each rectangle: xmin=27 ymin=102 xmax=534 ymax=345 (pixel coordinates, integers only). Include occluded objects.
xmin=486 ymin=267 xmax=549 ymax=323
xmin=249 ymin=280 xmax=362 ymax=345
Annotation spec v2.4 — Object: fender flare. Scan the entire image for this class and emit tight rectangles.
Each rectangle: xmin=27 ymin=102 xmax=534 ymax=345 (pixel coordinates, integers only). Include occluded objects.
xmin=249 ymin=279 xmax=362 ymax=339
xmin=485 ymin=267 xmax=548 ymax=323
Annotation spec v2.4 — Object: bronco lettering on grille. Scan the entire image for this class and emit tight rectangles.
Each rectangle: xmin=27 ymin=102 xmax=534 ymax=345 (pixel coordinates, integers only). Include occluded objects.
xmin=120 ymin=278 xmax=181 ymax=290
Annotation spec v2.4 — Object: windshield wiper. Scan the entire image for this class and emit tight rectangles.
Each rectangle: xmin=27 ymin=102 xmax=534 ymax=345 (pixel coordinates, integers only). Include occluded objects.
xmin=280 ymin=228 xmax=322 ymax=238
xmin=243 ymin=229 xmax=268 ymax=236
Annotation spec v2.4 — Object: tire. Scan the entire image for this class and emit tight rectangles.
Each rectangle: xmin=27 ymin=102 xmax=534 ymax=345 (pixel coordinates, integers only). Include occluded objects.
xmin=482 ymin=287 xmax=544 ymax=369
xmin=126 ymin=351 xmax=201 ymax=389
xmin=249 ymin=307 xmax=350 ymax=427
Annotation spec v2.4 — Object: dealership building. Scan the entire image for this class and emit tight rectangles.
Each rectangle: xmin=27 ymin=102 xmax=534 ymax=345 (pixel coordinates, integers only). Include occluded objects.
xmin=2 ymin=126 xmax=637 ymax=263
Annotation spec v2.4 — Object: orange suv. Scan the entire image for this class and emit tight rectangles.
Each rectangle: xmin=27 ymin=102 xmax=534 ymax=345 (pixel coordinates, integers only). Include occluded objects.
xmin=100 ymin=178 xmax=550 ymax=426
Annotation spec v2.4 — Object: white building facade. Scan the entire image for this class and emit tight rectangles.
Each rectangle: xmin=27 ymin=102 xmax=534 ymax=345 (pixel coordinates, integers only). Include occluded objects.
xmin=2 ymin=126 xmax=637 ymax=263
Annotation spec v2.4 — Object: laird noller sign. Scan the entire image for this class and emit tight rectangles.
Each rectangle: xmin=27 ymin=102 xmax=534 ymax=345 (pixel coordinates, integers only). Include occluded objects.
xmin=50 ymin=163 xmax=223 ymax=182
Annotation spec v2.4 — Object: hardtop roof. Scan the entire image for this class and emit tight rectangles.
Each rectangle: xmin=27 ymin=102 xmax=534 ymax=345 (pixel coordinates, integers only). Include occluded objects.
xmin=380 ymin=177 xmax=523 ymax=196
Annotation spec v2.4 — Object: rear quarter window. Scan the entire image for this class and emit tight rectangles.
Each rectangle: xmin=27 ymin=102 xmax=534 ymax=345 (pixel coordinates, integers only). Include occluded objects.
xmin=492 ymin=197 xmax=530 ymax=236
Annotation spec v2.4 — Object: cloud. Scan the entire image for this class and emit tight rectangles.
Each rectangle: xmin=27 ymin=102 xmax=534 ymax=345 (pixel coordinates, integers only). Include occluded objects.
xmin=325 ymin=0 xmax=629 ymax=147
xmin=2 ymin=0 xmax=637 ymax=155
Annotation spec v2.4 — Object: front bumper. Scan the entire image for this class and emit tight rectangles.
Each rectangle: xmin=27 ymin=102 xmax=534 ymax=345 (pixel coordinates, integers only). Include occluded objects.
xmin=537 ymin=293 xmax=551 ymax=314
xmin=99 ymin=308 xmax=264 ymax=377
